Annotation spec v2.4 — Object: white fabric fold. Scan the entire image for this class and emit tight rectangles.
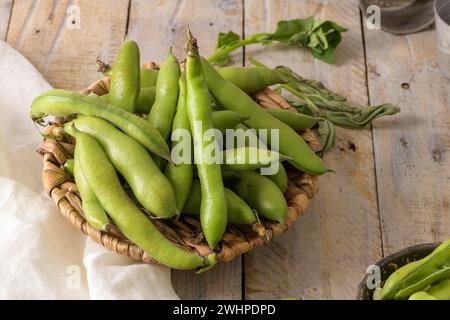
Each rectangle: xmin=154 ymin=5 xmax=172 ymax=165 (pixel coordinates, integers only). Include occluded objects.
xmin=0 ymin=40 xmax=179 ymax=300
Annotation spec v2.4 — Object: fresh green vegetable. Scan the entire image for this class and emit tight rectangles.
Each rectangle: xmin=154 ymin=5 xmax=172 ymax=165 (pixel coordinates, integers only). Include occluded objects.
xmin=209 ymin=17 xmax=347 ymax=66
xmin=135 ymin=87 xmax=156 ymax=114
xmin=267 ymin=163 xmax=288 ymax=193
xmin=73 ymin=145 xmax=110 ymax=231
xmin=221 ymin=147 xmax=291 ymax=171
xmin=232 ymin=171 xmax=287 ymax=223
xmin=68 ymin=116 xmax=178 ymax=218
xmin=250 ymin=58 xmax=400 ymax=154
xmin=408 ymin=291 xmax=438 ymax=300
xmin=98 ymin=58 xmax=159 ymax=88
xmin=377 ymin=240 xmax=450 ymax=300
xmin=164 ymin=73 xmax=193 ymax=213
xmin=63 ymin=159 xmax=75 ymax=175
xmin=218 ymin=67 xmax=286 ymax=93
xmin=31 ymin=90 xmax=171 ymax=161
xmin=186 ymin=31 xmax=227 ymax=249
xmin=100 ymin=86 xmax=156 ymax=114
xmin=149 ymin=48 xmax=180 ymax=142
xmin=183 ymin=180 xmax=257 ymax=225
xmin=109 ymin=40 xmax=140 ymax=113
xmin=201 ymin=57 xmax=330 ymax=175
xmin=266 ymin=109 xmax=319 ymax=131
xmin=212 ymin=110 xmax=248 ymax=134
xmin=73 ymin=128 xmax=210 ymax=270
xmin=140 ymin=68 xmax=159 ymax=87
xmin=427 ymin=279 xmax=450 ymax=300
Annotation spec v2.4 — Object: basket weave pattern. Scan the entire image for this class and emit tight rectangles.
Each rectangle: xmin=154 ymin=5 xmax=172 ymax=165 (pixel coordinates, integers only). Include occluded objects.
xmin=38 ymin=77 xmax=320 ymax=265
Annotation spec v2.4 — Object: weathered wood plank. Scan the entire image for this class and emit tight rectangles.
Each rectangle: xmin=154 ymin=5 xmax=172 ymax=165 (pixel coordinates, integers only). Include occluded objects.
xmin=128 ymin=0 xmax=244 ymax=299
xmin=364 ymin=26 xmax=450 ymax=253
xmin=0 ymin=0 xmax=13 ymax=39
xmin=244 ymin=0 xmax=382 ymax=300
xmin=6 ymin=0 xmax=129 ymax=90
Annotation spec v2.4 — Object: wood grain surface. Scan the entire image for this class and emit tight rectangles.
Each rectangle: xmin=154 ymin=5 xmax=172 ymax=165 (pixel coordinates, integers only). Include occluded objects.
xmin=6 ymin=0 xmax=129 ymax=90
xmin=243 ymin=0 xmax=382 ymax=300
xmin=5 ymin=0 xmax=448 ymax=300
xmin=364 ymin=26 xmax=450 ymax=253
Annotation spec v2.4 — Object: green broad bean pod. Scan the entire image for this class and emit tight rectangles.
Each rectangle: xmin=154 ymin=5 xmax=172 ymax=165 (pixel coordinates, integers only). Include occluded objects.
xmin=31 ymin=89 xmax=171 ymax=161
xmin=183 ymin=180 xmax=256 ymax=225
xmin=109 ymin=40 xmax=140 ymax=113
xmin=201 ymin=58 xmax=330 ymax=176
xmin=140 ymin=68 xmax=159 ymax=87
xmin=267 ymin=163 xmax=288 ymax=193
xmin=164 ymin=73 xmax=193 ymax=213
xmin=149 ymin=48 xmax=180 ymax=142
xmin=221 ymin=147 xmax=291 ymax=171
xmin=73 ymin=145 xmax=111 ymax=231
xmin=378 ymin=239 xmax=450 ymax=300
xmin=73 ymin=128 xmax=213 ymax=270
xmin=218 ymin=66 xmax=286 ymax=93
xmin=266 ymin=109 xmax=319 ymax=131
xmin=99 ymin=86 xmax=156 ymax=114
xmin=212 ymin=110 xmax=248 ymax=134
xmin=427 ymin=279 xmax=450 ymax=300
xmin=186 ymin=32 xmax=227 ymax=249
xmin=408 ymin=292 xmax=438 ymax=300
xmin=135 ymin=87 xmax=156 ymax=114
xmin=102 ymin=64 xmax=158 ymax=88
xmin=63 ymin=159 xmax=75 ymax=175
xmin=69 ymin=116 xmax=178 ymax=218
xmin=233 ymin=171 xmax=287 ymax=224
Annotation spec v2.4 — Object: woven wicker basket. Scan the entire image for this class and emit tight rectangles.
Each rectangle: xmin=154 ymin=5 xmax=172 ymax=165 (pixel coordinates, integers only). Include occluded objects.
xmin=38 ymin=73 xmax=321 ymax=267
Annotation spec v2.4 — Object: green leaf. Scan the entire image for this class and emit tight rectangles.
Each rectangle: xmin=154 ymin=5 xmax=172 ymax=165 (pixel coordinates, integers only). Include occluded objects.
xmin=324 ymin=104 xmax=400 ymax=129
xmin=212 ymin=31 xmax=241 ymax=66
xmin=317 ymin=119 xmax=336 ymax=156
xmin=270 ymin=17 xmax=315 ymax=47
xmin=217 ymin=31 xmax=241 ymax=48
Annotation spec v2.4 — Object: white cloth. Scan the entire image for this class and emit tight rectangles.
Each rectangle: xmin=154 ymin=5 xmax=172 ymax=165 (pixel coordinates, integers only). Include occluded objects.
xmin=0 ymin=40 xmax=179 ymax=300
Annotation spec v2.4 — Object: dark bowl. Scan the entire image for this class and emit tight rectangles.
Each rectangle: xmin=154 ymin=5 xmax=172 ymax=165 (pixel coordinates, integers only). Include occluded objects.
xmin=356 ymin=243 xmax=439 ymax=300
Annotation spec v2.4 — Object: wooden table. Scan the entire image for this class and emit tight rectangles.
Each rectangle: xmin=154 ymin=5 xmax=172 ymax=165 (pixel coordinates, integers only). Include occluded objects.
xmin=2 ymin=0 xmax=448 ymax=299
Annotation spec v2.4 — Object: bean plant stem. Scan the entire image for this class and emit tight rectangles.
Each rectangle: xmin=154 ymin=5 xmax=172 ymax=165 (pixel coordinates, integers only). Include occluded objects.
xmin=208 ymin=33 xmax=270 ymax=63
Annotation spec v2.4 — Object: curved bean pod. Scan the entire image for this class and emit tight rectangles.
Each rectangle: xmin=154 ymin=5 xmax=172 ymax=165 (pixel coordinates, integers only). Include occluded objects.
xmin=31 ymin=89 xmax=171 ymax=161
xmin=218 ymin=67 xmax=286 ymax=93
xmin=379 ymin=239 xmax=450 ymax=300
xmin=102 ymin=63 xmax=158 ymax=88
xmin=73 ymin=146 xmax=111 ymax=231
xmin=69 ymin=116 xmax=178 ymax=218
xmin=201 ymin=58 xmax=330 ymax=176
xmin=427 ymin=279 xmax=450 ymax=300
xmin=186 ymin=33 xmax=227 ymax=248
xmin=221 ymin=147 xmax=291 ymax=171
xmin=212 ymin=110 xmax=248 ymax=134
xmin=149 ymin=48 xmax=180 ymax=141
xmin=109 ymin=40 xmax=140 ymax=113
xmin=183 ymin=180 xmax=256 ymax=225
xmin=164 ymin=73 xmax=193 ymax=213
xmin=100 ymin=86 xmax=156 ymax=114
xmin=266 ymin=109 xmax=319 ymax=131
xmin=74 ymin=129 xmax=209 ymax=270
xmin=63 ymin=159 xmax=75 ymax=175
xmin=408 ymin=292 xmax=438 ymax=300
xmin=267 ymin=163 xmax=288 ymax=193
xmin=140 ymin=68 xmax=159 ymax=88
xmin=233 ymin=171 xmax=287 ymax=223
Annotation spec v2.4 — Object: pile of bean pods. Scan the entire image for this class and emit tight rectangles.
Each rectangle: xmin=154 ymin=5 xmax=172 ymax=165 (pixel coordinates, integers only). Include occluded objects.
xmin=31 ymin=32 xmax=329 ymax=271
xmin=374 ymin=239 xmax=450 ymax=300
